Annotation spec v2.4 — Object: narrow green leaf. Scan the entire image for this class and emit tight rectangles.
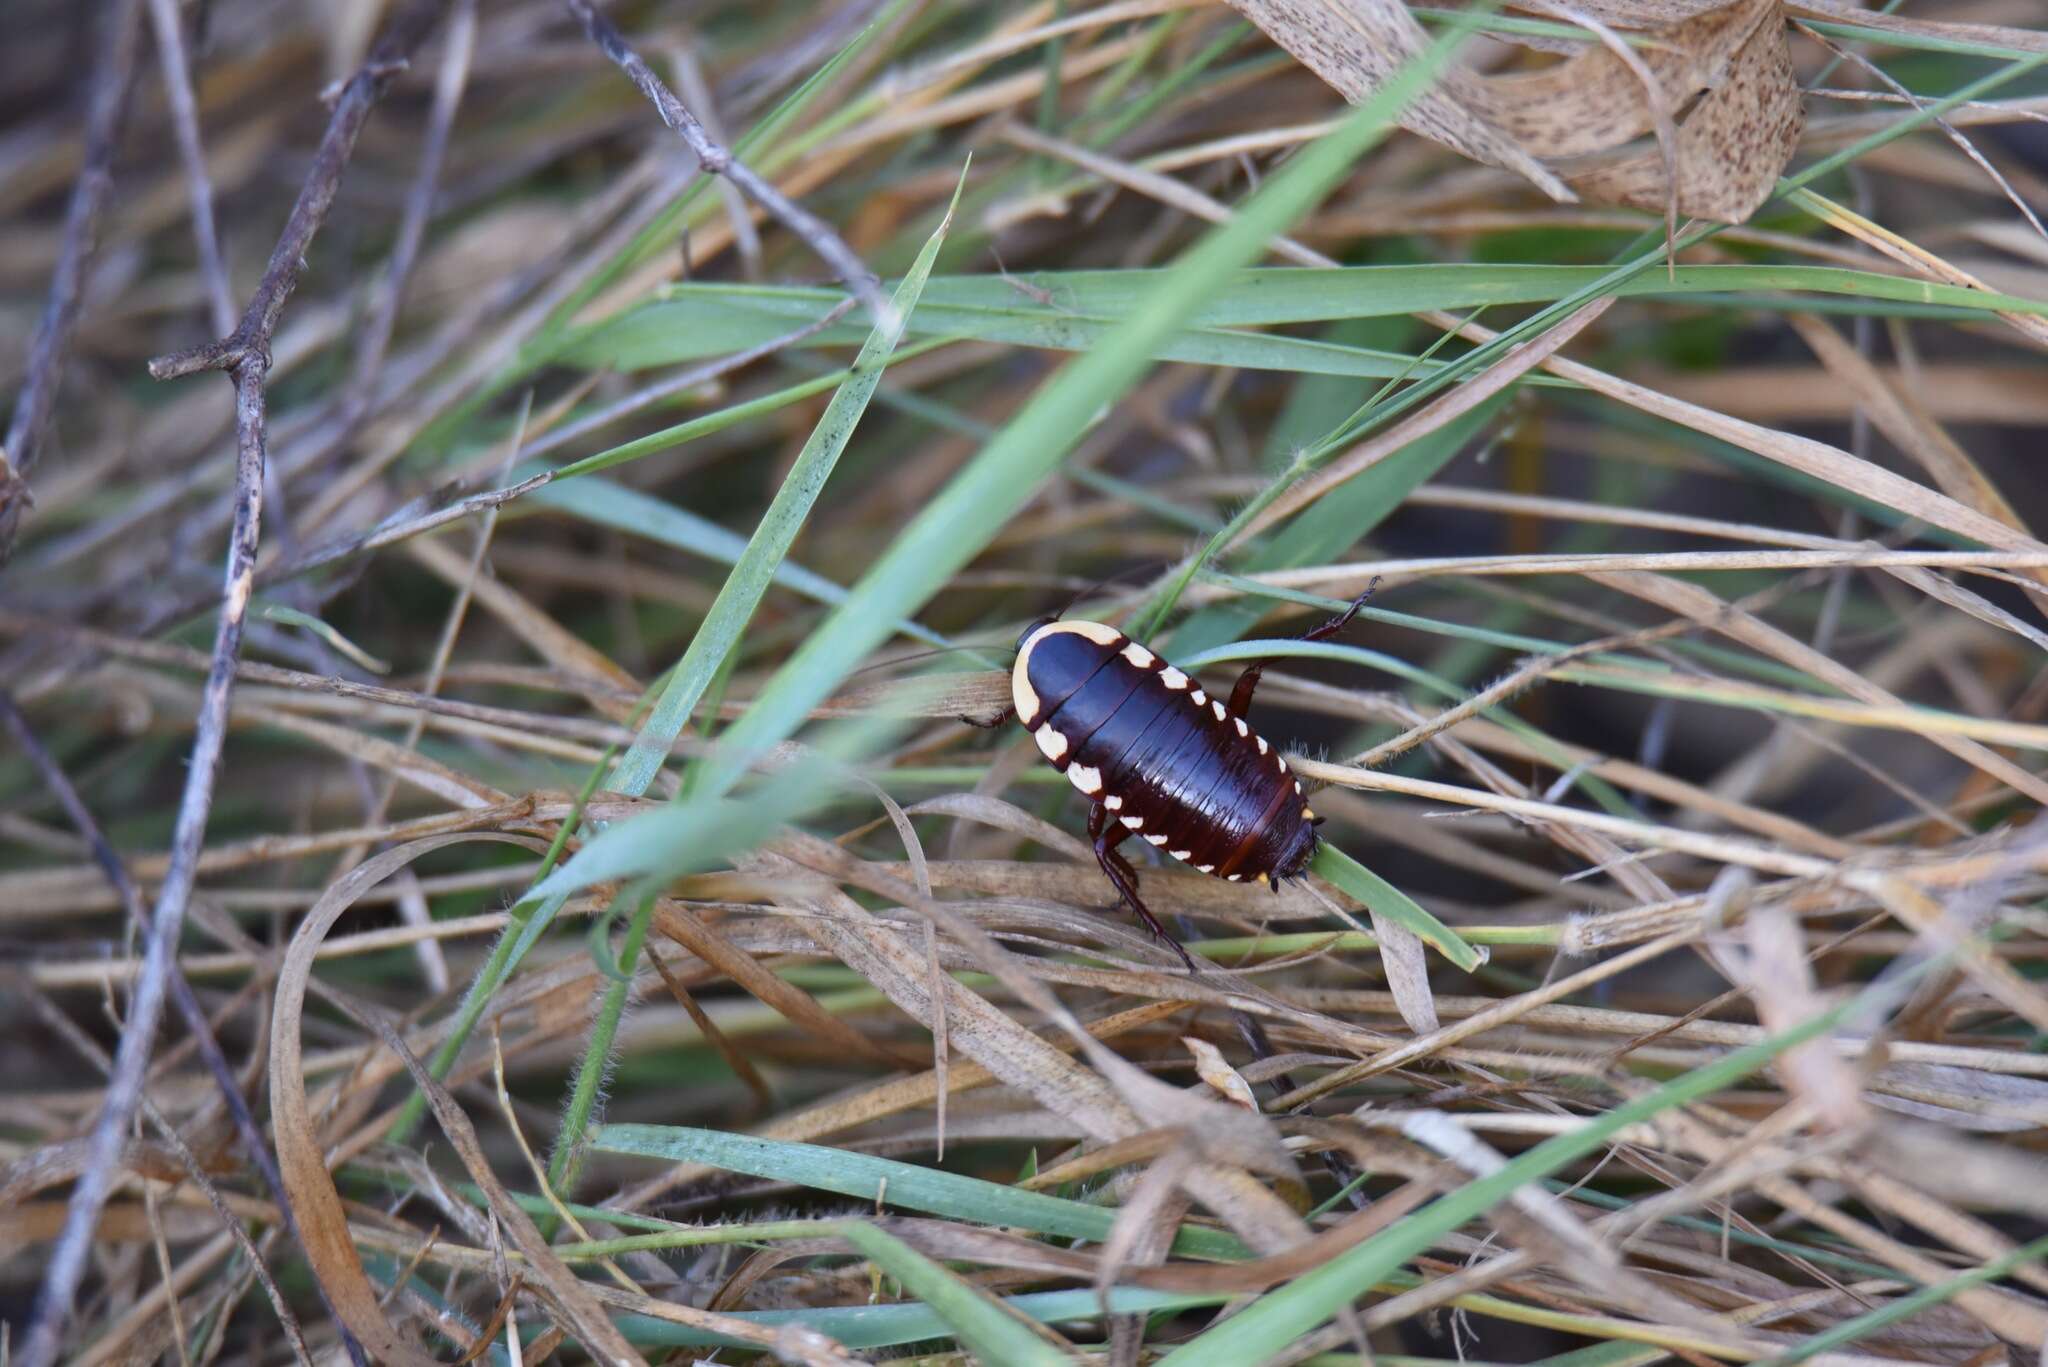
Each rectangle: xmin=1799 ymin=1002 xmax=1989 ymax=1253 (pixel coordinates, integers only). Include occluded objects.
xmin=1310 ymin=843 xmax=1482 ymax=972
xmin=1760 ymin=1234 xmax=2048 ymax=1365
xmin=602 ymin=1287 xmax=1225 ymax=1352
xmin=387 ymin=740 xmax=626 ymax=1144
xmin=259 ymin=603 xmax=391 ymax=674
xmin=590 ymin=1122 xmax=1247 ymax=1261
xmin=548 ymin=883 xmax=659 ymax=1194
xmin=521 ymin=732 xmax=879 ymax=910
xmin=530 ymin=476 xmax=947 ymax=641
xmin=561 ymin=262 xmax=2048 ymax=372
xmin=606 ymin=173 xmax=965 ymax=799
xmin=541 ymin=333 xmax=959 ymax=485
xmin=837 ymin=1222 xmax=1072 ymax=1367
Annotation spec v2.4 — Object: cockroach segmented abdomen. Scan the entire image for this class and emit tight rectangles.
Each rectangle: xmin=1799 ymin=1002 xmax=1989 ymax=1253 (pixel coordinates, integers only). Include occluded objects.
xmin=1012 ymin=619 xmax=1319 ymax=955
xmin=1003 ymin=581 xmax=1377 ymax=962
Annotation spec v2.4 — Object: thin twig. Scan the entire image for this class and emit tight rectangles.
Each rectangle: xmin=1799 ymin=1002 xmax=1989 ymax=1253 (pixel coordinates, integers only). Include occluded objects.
xmin=148 ymin=297 xmax=860 ymax=620
xmin=18 ymin=5 xmax=446 ymax=1362
xmin=147 ymin=0 xmax=446 ymax=384
xmin=15 ymin=364 xmax=272 ymax=1367
xmin=340 ymin=0 xmax=480 ymax=437
xmin=0 ymin=0 xmax=146 ymax=559
xmin=265 ymin=471 xmax=553 ymax=589
xmin=0 ymin=692 xmax=289 ymax=1207
xmin=146 ymin=0 xmax=236 ymax=336
xmin=562 ymin=0 xmax=892 ymax=329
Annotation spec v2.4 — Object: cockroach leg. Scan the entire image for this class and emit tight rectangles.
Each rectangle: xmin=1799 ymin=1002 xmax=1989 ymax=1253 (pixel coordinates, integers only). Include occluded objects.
xmin=1226 ymin=577 xmax=1382 ymax=717
xmin=1089 ymin=802 xmax=1196 ymax=970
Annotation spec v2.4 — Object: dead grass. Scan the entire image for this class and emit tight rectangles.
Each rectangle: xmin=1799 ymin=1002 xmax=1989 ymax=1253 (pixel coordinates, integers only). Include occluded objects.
xmin=3 ymin=0 xmax=2047 ymax=1363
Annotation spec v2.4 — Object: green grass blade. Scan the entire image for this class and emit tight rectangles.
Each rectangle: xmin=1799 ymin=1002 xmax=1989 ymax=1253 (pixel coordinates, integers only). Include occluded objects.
xmin=386 ymin=741 xmax=626 ymax=1145
xmin=607 ymin=178 xmax=963 ymax=799
xmin=602 ymin=1287 xmax=1226 ymax=1352
xmin=522 ymin=729 xmax=894 ymax=1191
xmin=546 ymin=884 xmax=657 ymax=1194
xmin=1758 ymin=1234 xmax=2048 ymax=1366
xmin=562 ymin=288 xmax=1453 ymax=380
xmin=687 ymin=15 xmax=1483 ymax=803
xmin=837 ymin=1221 xmax=1073 ymax=1366
xmin=1309 ymin=843 xmax=1482 ymax=972
xmin=541 ymin=333 xmax=960 ymax=484
xmin=591 ymin=1122 xmax=1248 ymax=1260
xmin=561 ymin=262 xmax=2048 ymax=371
xmin=258 ymin=603 xmax=390 ymax=674
xmin=521 ymin=728 xmax=885 ymax=909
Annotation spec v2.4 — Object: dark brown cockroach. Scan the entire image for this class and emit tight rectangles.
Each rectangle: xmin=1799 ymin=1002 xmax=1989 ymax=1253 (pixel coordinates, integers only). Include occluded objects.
xmin=981 ymin=584 xmax=1376 ymax=968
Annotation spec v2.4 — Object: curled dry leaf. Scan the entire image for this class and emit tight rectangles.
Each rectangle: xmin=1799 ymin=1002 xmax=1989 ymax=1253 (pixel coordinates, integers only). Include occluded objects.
xmin=1367 ymin=909 xmax=1440 ymax=1035
xmin=268 ymin=834 xmax=548 ymax=1367
xmin=270 ymin=835 xmax=812 ymax=1365
xmin=1226 ymin=0 xmax=1803 ymax=222
xmin=1182 ymin=1035 xmax=1262 ymax=1110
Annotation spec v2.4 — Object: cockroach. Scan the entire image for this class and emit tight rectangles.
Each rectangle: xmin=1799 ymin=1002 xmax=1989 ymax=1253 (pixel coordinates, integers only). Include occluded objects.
xmin=974 ymin=581 xmax=1378 ymax=969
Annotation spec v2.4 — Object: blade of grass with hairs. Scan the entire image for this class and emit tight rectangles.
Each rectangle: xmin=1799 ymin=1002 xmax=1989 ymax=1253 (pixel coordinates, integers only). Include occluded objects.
xmin=838 ymin=1221 xmax=1075 ymax=1366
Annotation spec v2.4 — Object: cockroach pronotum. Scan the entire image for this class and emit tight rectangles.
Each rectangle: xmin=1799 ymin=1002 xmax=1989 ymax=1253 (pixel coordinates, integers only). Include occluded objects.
xmin=974 ymin=581 xmax=1378 ymax=969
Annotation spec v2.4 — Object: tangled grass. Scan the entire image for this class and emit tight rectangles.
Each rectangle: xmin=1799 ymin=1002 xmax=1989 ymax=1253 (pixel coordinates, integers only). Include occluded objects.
xmin=4 ymin=1 xmax=2048 ymax=1362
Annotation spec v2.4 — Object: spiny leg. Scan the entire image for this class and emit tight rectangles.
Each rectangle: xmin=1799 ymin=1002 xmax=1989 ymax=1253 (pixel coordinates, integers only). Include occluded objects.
xmin=1227 ymin=576 xmax=1382 ymax=717
xmin=1089 ymin=802 xmax=1196 ymax=971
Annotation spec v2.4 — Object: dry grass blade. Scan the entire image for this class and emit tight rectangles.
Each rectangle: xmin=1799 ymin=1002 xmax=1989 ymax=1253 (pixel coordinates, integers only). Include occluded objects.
xmin=268 ymin=836 xmax=538 ymax=1366
xmin=10 ymin=0 xmax=2048 ymax=1360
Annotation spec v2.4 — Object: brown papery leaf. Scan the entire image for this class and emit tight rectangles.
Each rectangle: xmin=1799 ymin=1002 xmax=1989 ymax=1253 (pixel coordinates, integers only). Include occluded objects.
xmin=1225 ymin=0 xmax=1573 ymax=200
xmin=1183 ymin=1036 xmax=1262 ymax=1110
xmin=1368 ymin=909 xmax=1441 ymax=1035
xmin=1226 ymin=0 xmax=1803 ymax=223
xmin=1559 ymin=0 xmax=1804 ymax=222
